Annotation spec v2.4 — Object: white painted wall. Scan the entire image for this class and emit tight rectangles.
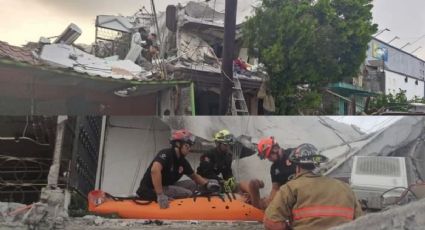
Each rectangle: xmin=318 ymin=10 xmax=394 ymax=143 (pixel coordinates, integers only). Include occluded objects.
xmin=100 ymin=117 xmax=171 ymax=196
xmin=385 ymin=70 xmax=424 ymax=100
xmin=367 ymin=38 xmax=425 ymax=80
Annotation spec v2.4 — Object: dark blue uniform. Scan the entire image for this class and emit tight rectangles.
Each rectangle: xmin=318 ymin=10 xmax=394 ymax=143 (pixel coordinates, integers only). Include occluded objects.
xmin=197 ymin=148 xmax=233 ymax=181
xmin=270 ymin=148 xmax=296 ymax=186
xmin=137 ymin=148 xmax=194 ymax=200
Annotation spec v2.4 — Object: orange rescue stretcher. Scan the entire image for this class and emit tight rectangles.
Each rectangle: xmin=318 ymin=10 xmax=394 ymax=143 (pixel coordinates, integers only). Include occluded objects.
xmin=88 ymin=190 xmax=264 ymax=221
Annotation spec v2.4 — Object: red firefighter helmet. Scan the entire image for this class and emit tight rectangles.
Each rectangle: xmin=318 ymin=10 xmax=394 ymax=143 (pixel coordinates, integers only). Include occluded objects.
xmin=170 ymin=129 xmax=196 ymax=145
xmin=257 ymin=136 xmax=279 ymax=160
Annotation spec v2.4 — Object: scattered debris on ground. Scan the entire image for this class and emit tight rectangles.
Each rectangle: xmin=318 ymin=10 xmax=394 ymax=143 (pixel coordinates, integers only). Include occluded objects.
xmin=332 ymin=198 xmax=425 ymax=230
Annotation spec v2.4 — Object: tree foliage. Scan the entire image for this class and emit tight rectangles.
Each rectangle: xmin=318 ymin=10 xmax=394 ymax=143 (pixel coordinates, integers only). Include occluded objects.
xmin=368 ymin=89 xmax=425 ymax=113
xmin=243 ymin=0 xmax=377 ymax=114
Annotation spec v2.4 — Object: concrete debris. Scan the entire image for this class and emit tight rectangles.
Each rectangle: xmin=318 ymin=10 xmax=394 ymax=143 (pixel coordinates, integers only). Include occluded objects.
xmin=332 ymin=198 xmax=425 ymax=230
xmin=0 ymin=202 xmax=28 ymax=223
xmin=39 ymin=44 xmax=150 ymax=80
xmin=0 ymin=188 xmax=72 ymax=230
xmin=24 ymin=188 xmax=69 ymax=229
xmin=178 ymin=32 xmax=217 ymax=64
xmin=184 ymin=0 xmax=259 ymax=25
xmin=65 ymin=217 xmax=263 ymax=230
xmin=18 ymin=1 xmax=264 ymax=84
xmin=329 ymin=116 xmax=425 ymax=180
xmin=96 ymin=15 xmax=134 ymax=33
xmin=1 ymin=213 xmax=263 ymax=230
xmin=185 ymin=2 xmax=225 ymax=24
xmin=3 ymin=198 xmax=425 ymax=230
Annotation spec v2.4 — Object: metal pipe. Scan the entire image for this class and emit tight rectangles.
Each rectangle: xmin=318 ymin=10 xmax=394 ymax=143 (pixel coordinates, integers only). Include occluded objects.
xmin=151 ymin=0 xmax=161 ymax=47
xmin=190 ymin=82 xmax=196 ymax=115
xmin=95 ymin=116 xmax=107 ymax=190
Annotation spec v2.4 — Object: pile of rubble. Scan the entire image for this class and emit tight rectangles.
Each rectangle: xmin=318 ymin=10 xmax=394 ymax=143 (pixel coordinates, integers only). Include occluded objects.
xmin=0 ymin=202 xmax=262 ymax=230
xmin=333 ymin=198 xmax=425 ymax=230
xmin=3 ymin=198 xmax=425 ymax=230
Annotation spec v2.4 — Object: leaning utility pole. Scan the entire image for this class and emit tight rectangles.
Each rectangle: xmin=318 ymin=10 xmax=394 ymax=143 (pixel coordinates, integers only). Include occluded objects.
xmin=219 ymin=0 xmax=238 ymax=115
xmin=151 ymin=0 xmax=168 ymax=79
xmin=150 ymin=0 xmax=161 ymax=46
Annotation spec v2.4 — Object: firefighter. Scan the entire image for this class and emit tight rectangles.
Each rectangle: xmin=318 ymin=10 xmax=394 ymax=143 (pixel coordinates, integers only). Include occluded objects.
xmin=264 ymin=143 xmax=363 ymax=230
xmin=136 ymin=129 xmax=220 ymax=209
xmin=250 ymin=136 xmax=296 ymax=209
xmin=197 ymin=129 xmax=238 ymax=193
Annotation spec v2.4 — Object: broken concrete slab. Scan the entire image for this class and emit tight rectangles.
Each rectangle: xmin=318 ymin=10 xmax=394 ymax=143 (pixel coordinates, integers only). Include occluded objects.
xmin=0 ymin=202 xmax=28 ymax=223
xmin=332 ymin=198 xmax=425 ymax=230
xmin=1 ymin=213 xmax=263 ymax=230
xmin=66 ymin=216 xmax=263 ymax=230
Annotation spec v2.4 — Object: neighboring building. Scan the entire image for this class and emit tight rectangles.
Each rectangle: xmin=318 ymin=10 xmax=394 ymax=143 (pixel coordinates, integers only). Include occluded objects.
xmin=324 ymin=82 xmax=376 ymax=115
xmin=324 ymin=37 xmax=425 ymax=115
xmin=363 ymin=37 xmax=425 ymax=100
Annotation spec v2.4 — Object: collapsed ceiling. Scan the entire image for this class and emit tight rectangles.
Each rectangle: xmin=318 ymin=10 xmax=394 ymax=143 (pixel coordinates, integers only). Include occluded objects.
xmin=99 ymin=116 xmax=424 ymax=197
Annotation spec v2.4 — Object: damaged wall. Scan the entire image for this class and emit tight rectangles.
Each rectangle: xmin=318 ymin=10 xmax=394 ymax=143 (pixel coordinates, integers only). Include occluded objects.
xmin=99 ymin=116 xmax=367 ymax=197
xmin=328 ymin=116 xmax=425 ymax=180
xmin=99 ymin=116 xmax=423 ymax=198
xmin=164 ymin=116 xmax=364 ymax=148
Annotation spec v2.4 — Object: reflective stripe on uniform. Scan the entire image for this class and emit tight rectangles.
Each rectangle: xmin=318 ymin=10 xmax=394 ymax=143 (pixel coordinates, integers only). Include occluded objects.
xmin=292 ymin=206 xmax=354 ymax=220
xmin=263 ymin=216 xmax=287 ymax=230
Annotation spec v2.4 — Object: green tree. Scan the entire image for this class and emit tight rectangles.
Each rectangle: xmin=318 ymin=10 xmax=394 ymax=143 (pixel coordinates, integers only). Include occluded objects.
xmin=243 ymin=0 xmax=377 ymax=114
xmin=367 ymin=89 xmax=425 ymax=113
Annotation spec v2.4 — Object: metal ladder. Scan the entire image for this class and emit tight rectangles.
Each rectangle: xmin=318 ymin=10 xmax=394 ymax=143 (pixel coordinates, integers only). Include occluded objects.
xmin=231 ymin=77 xmax=249 ymax=115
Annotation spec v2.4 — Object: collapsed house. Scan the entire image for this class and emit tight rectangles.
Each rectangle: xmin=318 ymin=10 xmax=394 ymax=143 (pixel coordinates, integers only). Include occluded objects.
xmin=93 ymin=1 xmax=271 ymax=115
xmin=0 ymin=1 xmax=272 ymax=116
xmin=101 ymin=116 xmax=424 ymax=203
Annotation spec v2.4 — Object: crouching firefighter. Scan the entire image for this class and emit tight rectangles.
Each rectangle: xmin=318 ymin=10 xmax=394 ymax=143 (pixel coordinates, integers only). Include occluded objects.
xmin=136 ymin=129 xmax=220 ymax=209
xmin=197 ymin=129 xmax=240 ymax=193
xmin=257 ymin=137 xmax=296 ymax=196
xmin=264 ymin=143 xmax=363 ymax=230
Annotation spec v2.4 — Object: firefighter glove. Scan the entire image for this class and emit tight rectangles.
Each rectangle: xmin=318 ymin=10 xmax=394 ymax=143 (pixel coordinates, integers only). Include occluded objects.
xmin=157 ymin=193 xmax=169 ymax=209
xmin=223 ymin=177 xmax=237 ymax=193
xmin=205 ymin=179 xmax=221 ymax=192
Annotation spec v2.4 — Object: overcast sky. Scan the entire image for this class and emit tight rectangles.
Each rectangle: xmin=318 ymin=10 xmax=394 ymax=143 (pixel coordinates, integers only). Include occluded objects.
xmin=0 ymin=0 xmax=424 ymax=58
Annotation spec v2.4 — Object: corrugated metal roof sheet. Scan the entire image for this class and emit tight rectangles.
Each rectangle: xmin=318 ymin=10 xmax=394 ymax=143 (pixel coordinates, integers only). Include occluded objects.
xmin=39 ymin=44 xmax=151 ymax=81
xmin=0 ymin=41 xmax=39 ymax=65
xmin=96 ymin=15 xmax=134 ymax=33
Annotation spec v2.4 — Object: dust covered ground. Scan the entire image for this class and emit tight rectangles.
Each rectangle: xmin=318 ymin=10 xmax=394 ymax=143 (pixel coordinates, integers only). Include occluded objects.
xmin=0 ymin=215 xmax=263 ymax=230
xmin=67 ymin=217 xmax=263 ymax=230
xmin=2 ymin=199 xmax=425 ymax=230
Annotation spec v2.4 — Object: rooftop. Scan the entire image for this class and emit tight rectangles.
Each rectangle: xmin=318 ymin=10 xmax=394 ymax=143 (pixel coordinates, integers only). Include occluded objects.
xmin=0 ymin=41 xmax=39 ymax=65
